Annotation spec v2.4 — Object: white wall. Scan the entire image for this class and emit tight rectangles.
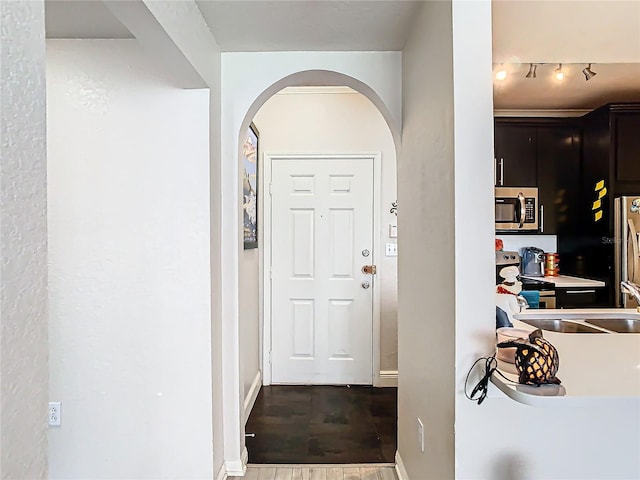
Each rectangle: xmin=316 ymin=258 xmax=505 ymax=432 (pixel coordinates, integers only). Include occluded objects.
xmin=47 ymin=40 xmax=213 ymax=479
xmin=253 ymin=88 xmax=398 ymax=377
xmin=0 ymin=1 xmax=49 ymax=478
xmin=398 ymin=1 xmax=456 ymax=477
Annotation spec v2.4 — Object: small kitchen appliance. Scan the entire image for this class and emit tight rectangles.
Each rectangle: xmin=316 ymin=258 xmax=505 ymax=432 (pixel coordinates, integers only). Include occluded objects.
xmin=521 ymin=247 xmax=545 ymax=277
xmin=495 ymin=187 xmax=539 ymax=232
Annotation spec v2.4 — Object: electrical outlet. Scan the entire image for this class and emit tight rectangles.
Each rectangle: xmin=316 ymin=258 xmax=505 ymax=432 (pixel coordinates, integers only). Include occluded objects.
xmin=417 ymin=417 xmax=424 ymax=452
xmin=49 ymin=402 xmax=61 ymax=426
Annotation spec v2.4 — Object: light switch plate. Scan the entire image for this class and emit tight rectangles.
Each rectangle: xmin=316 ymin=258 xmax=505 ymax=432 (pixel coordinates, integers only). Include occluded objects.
xmin=389 ymin=224 xmax=398 ymax=238
xmin=385 ymin=243 xmax=398 ymax=256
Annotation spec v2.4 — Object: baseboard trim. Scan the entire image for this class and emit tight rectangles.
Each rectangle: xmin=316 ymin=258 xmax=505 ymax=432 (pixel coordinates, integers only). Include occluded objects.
xmin=244 ymin=370 xmax=262 ymax=425
xmin=395 ymin=451 xmax=409 ymax=480
xmin=215 ymin=463 xmax=227 ymax=480
xmin=241 ymin=447 xmax=249 ymax=473
xmin=225 ymin=447 xmax=248 ymax=477
xmin=378 ymin=370 xmax=398 ymax=387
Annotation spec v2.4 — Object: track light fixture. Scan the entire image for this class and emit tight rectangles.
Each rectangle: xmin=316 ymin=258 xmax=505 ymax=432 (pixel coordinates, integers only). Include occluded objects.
xmin=525 ymin=63 xmax=537 ymax=79
xmin=554 ymin=64 xmax=564 ymax=81
xmin=495 ymin=65 xmax=507 ymax=81
xmin=582 ymin=63 xmax=597 ymax=81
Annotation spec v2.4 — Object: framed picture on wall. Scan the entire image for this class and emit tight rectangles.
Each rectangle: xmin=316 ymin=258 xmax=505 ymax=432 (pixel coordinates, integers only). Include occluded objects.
xmin=243 ymin=122 xmax=259 ymax=249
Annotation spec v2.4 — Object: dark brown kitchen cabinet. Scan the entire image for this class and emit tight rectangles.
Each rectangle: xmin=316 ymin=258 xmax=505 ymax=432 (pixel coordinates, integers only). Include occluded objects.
xmin=582 ymin=104 xmax=640 ymax=200
xmin=556 ymin=287 xmax=608 ymax=308
xmin=614 ymin=112 xmax=640 ymax=184
xmin=494 ymin=119 xmax=580 ymax=234
xmin=494 ymin=124 xmax=537 ymax=187
xmin=536 ymin=126 xmax=581 ymax=235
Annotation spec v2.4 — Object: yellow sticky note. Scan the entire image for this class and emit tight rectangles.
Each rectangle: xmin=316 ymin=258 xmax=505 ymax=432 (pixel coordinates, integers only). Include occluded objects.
xmin=595 ymin=210 xmax=603 ymax=222
xmin=592 ymin=199 xmax=601 ymax=210
xmin=595 ymin=180 xmax=605 ymax=191
xmin=598 ymin=187 xmax=608 ymax=199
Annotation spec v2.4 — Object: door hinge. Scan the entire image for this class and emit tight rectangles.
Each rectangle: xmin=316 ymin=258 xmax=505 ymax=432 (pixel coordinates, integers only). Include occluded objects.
xmin=269 ymin=268 xmax=272 ymax=279
xmin=268 ymin=351 xmax=272 ymax=364
xmin=269 ymin=182 xmax=272 ymax=195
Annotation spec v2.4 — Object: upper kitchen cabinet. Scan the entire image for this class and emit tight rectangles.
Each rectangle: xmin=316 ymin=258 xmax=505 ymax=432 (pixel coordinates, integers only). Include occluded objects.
xmin=494 ymin=123 xmax=537 ymax=187
xmin=614 ymin=111 xmax=640 ymax=185
xmin=582 ymin=104 xmax=640 ymax=204
xmin=537 ymin=126 xmax=581 ymax=235
xmin=494 ymin=119 xmax=581 ymax=234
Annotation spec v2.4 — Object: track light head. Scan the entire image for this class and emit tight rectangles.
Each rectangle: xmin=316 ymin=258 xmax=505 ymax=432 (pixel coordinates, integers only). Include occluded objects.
xmin=582 ymin=63 xmax=597 ymax=81
xmin=525 ymin=63 xmax=537 ymax=79
xmin=495 ymin=66 xmax=507 ymax=81
xmin=554 ymin=64 xmax=564 ymax=81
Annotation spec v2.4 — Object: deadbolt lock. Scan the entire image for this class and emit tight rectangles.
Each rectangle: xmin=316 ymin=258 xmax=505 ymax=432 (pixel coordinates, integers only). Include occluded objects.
xmin=362 ymin=265 xmax=377 ymax=275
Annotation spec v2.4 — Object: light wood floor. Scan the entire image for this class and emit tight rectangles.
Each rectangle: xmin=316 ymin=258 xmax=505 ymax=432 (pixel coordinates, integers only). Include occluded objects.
xmin=230 ymin=464 xmax=398 ymax=480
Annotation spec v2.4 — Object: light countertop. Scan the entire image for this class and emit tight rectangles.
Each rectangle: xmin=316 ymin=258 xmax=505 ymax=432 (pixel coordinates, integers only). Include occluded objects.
xmin=490 ymin=309 xmax=640 ymax=407
xmin=521 ymin=274 xmax=605 ymax=288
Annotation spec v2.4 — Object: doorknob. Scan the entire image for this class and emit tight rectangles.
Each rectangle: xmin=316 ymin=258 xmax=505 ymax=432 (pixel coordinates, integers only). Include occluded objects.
xmin=362 ymin=265 xmax=377 ymax=274
xmin=361 ymin=281 xmax=370 ymax=289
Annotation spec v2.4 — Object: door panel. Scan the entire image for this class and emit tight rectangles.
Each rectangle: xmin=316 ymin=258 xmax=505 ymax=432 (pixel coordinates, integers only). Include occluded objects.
xmin=271 ymin=157 xmax=374 ymax=384
xmin=292 ymin=209 xmax=314 ymax=276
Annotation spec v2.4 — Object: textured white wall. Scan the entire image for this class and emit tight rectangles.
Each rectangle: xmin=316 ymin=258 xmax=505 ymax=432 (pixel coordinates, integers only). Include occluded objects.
xmin=398 ymin=2 xmax=456 ymax=478
xmin=253 ymin=89 xmax=398 ymax=375
xmin=46 ymin=40 xmax=213 ymax=479
xmin=0 ymin=1 xmax=49 ymax=478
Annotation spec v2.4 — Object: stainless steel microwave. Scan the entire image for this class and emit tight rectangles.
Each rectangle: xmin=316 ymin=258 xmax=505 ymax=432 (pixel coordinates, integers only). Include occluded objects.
xmin=495 ymin=187 xmax=539 ymax=231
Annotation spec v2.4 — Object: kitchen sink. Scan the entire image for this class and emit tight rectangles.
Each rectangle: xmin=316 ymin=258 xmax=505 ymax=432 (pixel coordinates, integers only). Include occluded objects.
xmin=519 ymin=319 xmax=606 ymax=334
xmin=584 ymin=318 xmax=640 ymax=333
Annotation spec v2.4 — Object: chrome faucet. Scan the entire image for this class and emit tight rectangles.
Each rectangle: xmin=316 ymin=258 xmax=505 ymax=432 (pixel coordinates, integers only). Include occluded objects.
xmin=621 ymin=281 xmax=640 ymax=309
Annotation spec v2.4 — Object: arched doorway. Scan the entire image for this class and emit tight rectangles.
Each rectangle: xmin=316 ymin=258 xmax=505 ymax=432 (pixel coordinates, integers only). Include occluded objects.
xmin=218 ymin=60 xmax=401 ymax=475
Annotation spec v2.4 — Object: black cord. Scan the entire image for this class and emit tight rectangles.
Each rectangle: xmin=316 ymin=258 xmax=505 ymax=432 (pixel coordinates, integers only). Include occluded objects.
xmin=465 ymin=355 xmax=520 ymax=405
xmin=464 ymin=355 xmax=497 ymax=405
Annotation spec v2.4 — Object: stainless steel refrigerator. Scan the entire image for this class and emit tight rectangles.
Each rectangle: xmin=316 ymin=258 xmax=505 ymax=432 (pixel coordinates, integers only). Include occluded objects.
xmin=615 ymin=196 xmax=640 ymax=307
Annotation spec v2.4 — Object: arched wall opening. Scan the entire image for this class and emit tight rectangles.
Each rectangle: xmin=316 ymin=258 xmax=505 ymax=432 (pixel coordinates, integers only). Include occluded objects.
xmin=238 ymin=70 xmax=401 ymax=149
xmin=218 ymin=54 xmax=402 ymax=474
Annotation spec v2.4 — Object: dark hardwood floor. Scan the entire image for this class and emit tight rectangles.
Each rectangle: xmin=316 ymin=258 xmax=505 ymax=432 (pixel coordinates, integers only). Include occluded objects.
xmin=245 ymin=385 xmax=397 ymax=464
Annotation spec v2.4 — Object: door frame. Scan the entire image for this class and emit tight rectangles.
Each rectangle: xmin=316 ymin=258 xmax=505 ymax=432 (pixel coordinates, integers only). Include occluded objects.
xmin=261 ymin=152 xmax=382 ymax=386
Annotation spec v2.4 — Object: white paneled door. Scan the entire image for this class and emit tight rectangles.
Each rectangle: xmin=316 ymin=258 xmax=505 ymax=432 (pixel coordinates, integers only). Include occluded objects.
xmin=270 ymin=157 xmax=374 ymax=384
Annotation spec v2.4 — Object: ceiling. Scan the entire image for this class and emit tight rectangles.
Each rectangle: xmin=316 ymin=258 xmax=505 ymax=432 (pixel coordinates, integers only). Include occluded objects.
xmin=45 ymin=1 xmax=133 ymax=39
xmin=43 ymin=0 xmax=640 ymax=111
xmin=195 ymin=0 xmax=421 ymax=52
